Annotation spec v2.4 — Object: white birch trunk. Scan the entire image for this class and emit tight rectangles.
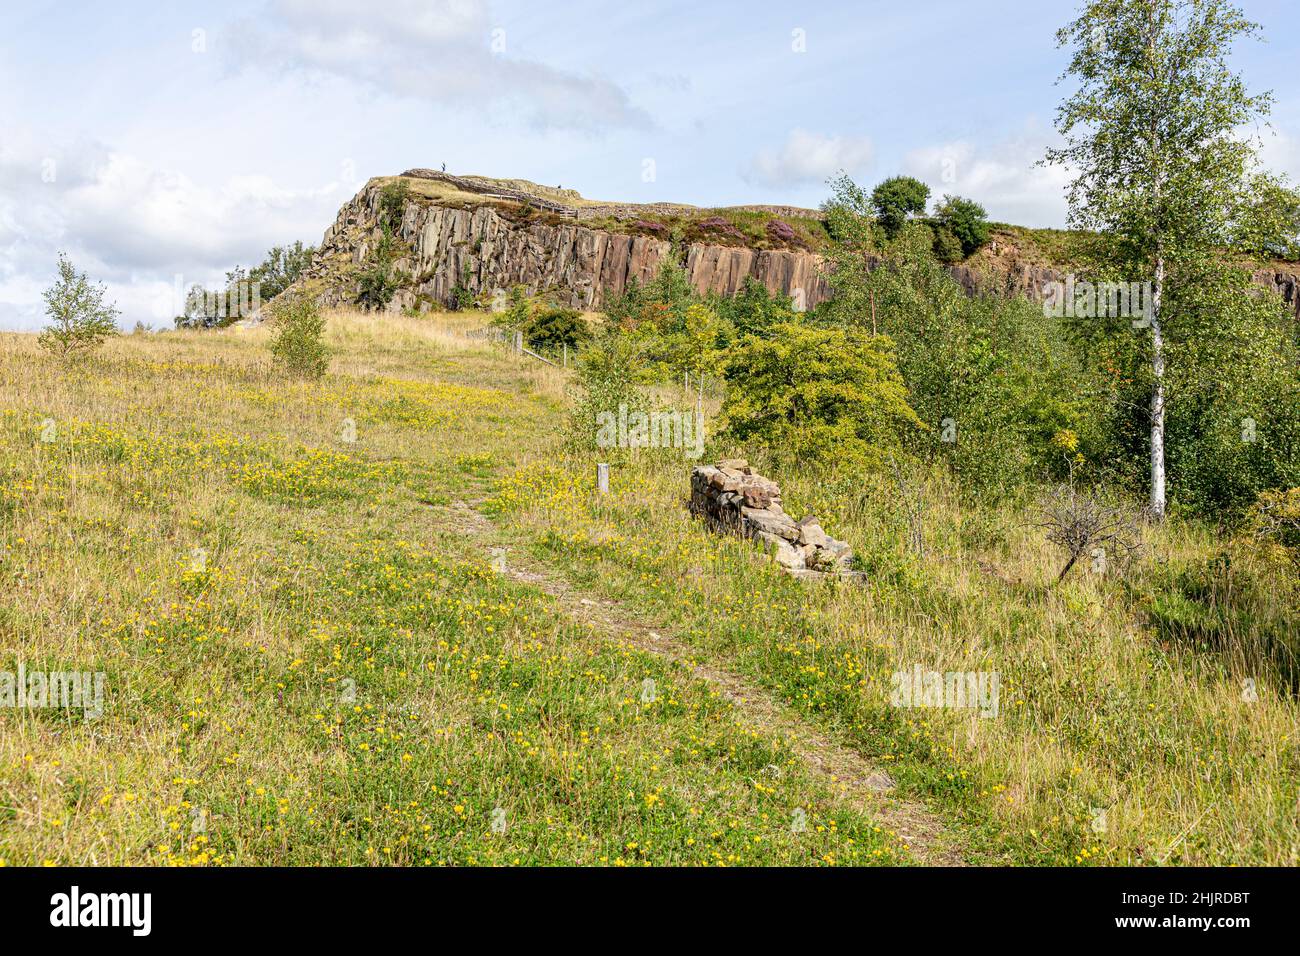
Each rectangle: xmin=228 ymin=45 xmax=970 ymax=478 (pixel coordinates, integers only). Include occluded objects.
xmin=1149 ymin=254 xmax=1167 ymax=519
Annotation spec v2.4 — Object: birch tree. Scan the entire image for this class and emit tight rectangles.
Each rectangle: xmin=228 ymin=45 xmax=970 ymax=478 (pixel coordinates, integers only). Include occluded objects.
xmin=1045 ymin=0 xmax=1273 ymax=519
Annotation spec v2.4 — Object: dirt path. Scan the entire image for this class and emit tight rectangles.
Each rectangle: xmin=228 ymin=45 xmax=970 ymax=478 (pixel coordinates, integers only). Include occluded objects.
xmin=448 ymin=500 xmax=971 ymax=866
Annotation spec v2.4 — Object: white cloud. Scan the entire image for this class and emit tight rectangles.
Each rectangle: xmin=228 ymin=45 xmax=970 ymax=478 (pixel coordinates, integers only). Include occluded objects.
xmin=0 ymin=137 xmax=346 ymax=330
xmin=902 ymin=129 xmax=1071 ymax=227
xmin=744 ymin=129 xmax=875 ymax=189
xmin=225 ymin=0 xmax=650 ymax=133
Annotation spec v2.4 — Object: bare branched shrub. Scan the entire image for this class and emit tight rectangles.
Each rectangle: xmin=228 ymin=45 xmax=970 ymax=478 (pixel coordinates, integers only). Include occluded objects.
xmin=888 ymin=454 xmax=926 ymax=557
xmin=1037 ymin=477 xmax=1142 ymax=585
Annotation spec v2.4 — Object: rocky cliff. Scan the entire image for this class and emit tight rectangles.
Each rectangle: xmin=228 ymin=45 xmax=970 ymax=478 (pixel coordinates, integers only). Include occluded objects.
xmin=293 ymin=169 xmax=1300 ymax=322
xmin=297 ymin=171 xmax=831 ymax=312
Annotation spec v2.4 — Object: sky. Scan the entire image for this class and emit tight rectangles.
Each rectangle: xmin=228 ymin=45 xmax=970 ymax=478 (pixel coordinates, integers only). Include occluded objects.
xmin=2 ymin=0 xmax=1298 ymax=330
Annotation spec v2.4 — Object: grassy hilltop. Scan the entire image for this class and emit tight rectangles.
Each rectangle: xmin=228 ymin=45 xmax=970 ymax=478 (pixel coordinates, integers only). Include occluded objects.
xmin=2 ymin=310 xmax=1296 ymax=866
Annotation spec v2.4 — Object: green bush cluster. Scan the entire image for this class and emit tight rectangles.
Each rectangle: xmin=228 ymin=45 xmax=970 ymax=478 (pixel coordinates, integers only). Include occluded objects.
xmin=720 ymin=323 xmax=922 ymax=469
xmin=490 ymin=285 xmax=593 ymax=356
xmin=525 ymin=306 xmax=591 ymax=354
xmin=580 ymin=172 xmax=1298 ymax=525
xmin=268 ymin=294 xmax=330 ymax=379
xmin=176 ymin=241 xmax=316 ymax=329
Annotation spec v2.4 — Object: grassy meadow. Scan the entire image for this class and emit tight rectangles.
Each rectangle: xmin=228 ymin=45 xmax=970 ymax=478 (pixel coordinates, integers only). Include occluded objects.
xmin=1 ymin=308 xmax=1296 ymax=866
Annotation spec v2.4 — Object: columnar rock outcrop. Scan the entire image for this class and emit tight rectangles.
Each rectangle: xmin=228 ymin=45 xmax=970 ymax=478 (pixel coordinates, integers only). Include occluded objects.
xmin=689 ymin=459 xmax=861 ymax=581
xmin=289 ymin=172 xmax=1300 ymax=324
xmin=297 ymin=178 xmax=832 ymax=312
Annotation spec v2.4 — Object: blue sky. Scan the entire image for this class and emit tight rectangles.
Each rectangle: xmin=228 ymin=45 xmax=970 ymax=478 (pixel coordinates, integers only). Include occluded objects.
xmin=2 ymin=0 xmax=1298 ymax=329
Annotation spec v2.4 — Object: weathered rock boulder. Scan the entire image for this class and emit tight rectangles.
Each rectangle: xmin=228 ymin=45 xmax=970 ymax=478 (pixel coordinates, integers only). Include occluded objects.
xmin=689 ymin=460 xmax=862 ymax=582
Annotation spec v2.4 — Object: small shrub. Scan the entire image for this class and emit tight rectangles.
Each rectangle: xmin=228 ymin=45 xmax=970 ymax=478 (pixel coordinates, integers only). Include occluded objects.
xmin=1250 ymin=487 xmax=1300 ymax=555
xmin=696 ymin=216 xmax=744 ymax=239
xmin=766 ymin=219 xmax=796 ymax=243
xmin=38 ymin=253 xmax=120 ymax=361
xmin=525 ymin=306 xmax=592 ymax=354
xmin=268 ymin=295 xmax=330 ymax=379
xmin=378 ymin=180 xmax=410 ymax=231
xmin=490 ymin=285 xmax=533 ymax=333
xmin=1036 ymin=477 xmax=1142 ymax=584
xmin=449 ymin=263 xmax=475 ymax=311
xmin=356 ymin=262 xmax=399 ymax=311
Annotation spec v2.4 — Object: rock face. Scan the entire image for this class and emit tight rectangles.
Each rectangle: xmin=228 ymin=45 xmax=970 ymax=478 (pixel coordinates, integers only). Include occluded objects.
xmin=685 ymin=244 xmax=830 ymax=309
xmin=689 ymin=459 xmax=861 ymax=582
xmin=298 ymin=178 xmax=831 ymax=312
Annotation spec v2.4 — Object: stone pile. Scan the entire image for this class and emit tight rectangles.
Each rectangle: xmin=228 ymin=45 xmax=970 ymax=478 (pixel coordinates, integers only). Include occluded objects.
xmin=689 ymin=459 xmax=862 ymax=582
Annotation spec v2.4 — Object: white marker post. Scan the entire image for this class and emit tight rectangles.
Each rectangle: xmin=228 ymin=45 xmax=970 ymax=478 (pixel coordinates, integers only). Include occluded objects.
xmin=596 ymin=463 xmax=610 ymax=494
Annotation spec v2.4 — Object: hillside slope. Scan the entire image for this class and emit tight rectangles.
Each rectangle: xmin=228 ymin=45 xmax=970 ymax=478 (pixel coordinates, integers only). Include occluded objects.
xmin=5 ymin=311 xmax=1296 ymax=865
xmin=0 ymin=313 xmax=936 ymax=866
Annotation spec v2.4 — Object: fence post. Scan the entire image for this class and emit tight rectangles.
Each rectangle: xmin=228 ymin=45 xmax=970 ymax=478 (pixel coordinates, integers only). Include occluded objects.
xmin=563 ymin=343 xmax=568 ymax=368
xmin=596 ymin=463 xmax=609 ymax=495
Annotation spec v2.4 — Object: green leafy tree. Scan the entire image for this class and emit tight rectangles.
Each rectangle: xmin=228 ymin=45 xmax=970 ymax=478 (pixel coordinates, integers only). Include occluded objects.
xmin=930 ymin=225 xmax=965 ymax=264
xmin=566 ymin=327 xmax=654 ymax=452
xmin=933 ymin=194 xmax=992 ymax=257
xmin=490 ymin=285 xmax=533 ymax=333
xmin=720 ymin=323 xmax=922 ymax=469
xmin=602 ymin=276 xmax=645 ymax=327
xmin=355 ymin=225 xmax=403 ymax=311
xmin=871 ymin=176 xmax=931 ymax=238
xmin=38 ymin=253 xmax=119 ymax=361
xmin=1234 ymin=175 xmax=1300 ymax=260
xmin=822 ymin=177 xmax=1094 ymax=494
xmin=640 ymin=259 xmax=697 ymax=332
xmin=1045 ymin=0 xmax=1280 ymax=519
xmin=250 ymin=241 xmax=316 ymax=300
xmin=176 ymin=241 xmax=316 ymax=328
xmin=268 ymin=294 xmax=330 ymax=379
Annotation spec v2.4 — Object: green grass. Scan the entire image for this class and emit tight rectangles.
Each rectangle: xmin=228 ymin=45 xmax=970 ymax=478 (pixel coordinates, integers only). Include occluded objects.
xmin=0 ymin=313 xmax=902 ymax=866
xmin=487 ymin=455 xmax=1300 ymax=866
xmin=4 ymin=307 xmax=1296 ymax=867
